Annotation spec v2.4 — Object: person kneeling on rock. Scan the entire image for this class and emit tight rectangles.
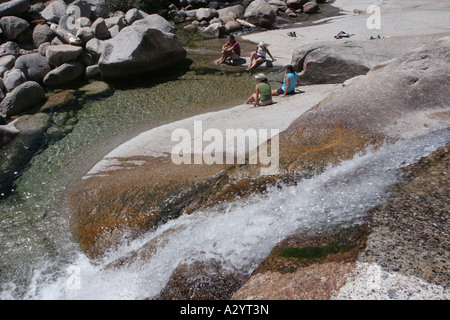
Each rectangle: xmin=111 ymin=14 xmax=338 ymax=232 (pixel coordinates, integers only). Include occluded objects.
xmin=272 ymin=65 xmax=300 ymax=97
xmin=246 ymin=73 xmax=273 ymax=108
xmin=218 ymin=34 xmax=241 ymax=64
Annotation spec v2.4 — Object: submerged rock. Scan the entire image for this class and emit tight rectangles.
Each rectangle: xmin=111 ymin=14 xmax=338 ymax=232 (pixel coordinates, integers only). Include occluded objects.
xmin=0 ymin=119 xmax=20 ymax=148
xmin=78 ymin=80 xmax=112 ymax=97
xmin=40 ymin=90 xmax=78 ymax=112
xmin=0 ymin=113 xmax=50 ymax=195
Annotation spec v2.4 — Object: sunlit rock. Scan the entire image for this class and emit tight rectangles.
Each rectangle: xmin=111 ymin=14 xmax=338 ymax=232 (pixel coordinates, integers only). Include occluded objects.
xmin=98 ymin=15 xmax=186 ymax=78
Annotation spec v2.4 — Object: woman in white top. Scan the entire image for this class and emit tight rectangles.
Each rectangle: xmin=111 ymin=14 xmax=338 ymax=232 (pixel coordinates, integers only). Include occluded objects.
xmin=246 ymin=42 xmax=276 ymax=73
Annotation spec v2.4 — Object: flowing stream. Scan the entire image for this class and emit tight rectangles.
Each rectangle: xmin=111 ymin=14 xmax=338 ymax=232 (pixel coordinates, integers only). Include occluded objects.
xmin=0 ymin=61 xmax=267 ymax=298
xmin=1 ymin=4 xmax=448 ymax=300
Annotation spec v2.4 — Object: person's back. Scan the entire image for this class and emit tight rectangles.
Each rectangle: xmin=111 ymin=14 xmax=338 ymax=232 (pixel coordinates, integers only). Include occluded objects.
xmin=284 ymin=71 xmax=298 ymax=93
xmin=257 ymin=82 xmax=271 ymax=101
xmin=257 ymin=45 xmax=266 ymax=58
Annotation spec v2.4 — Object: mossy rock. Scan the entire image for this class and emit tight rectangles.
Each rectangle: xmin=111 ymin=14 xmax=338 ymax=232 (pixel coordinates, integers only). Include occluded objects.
xmin=78 ymin=81 xmax=113 ymax=98
xmin=253 ymin=225 xmax=370 ymax=274
xmin=40 ymin=91 xmax=78 ymax=112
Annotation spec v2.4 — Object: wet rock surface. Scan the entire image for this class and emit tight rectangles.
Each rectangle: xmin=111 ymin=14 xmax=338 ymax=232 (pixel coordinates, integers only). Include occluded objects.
xmin=231 ymin=225 xmax=369 ymax=299
xmin=360 ymin=144 xmax=449 ymax=289
xmin=231 ymin=143 xmax=449 ymax=300
xmin=157 ymin=259 xmax=248 ymax=300
xmin=69 ymin=156 xmax=229 ymax=258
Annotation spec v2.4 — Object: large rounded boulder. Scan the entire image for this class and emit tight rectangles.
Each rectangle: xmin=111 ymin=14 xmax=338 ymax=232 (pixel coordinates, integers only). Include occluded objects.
xmin=98 ymin=15 xmax=186 ymax=78
xmin=244 ymin=0 xmax=277 ymax=28
xmin=0 ymin=81 xmax=45 ymax=117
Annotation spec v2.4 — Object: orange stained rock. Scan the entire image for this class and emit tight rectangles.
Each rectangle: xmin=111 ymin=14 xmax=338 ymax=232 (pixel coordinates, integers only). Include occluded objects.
xmin=69 ymin=155 xmax=229 ymax=258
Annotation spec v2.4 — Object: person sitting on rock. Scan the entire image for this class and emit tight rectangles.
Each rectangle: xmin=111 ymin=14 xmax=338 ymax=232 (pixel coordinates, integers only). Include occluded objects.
xmin=218 ymin=34 xmax=241 ymax=64
xmin=246 ymin=73 xmax=273 ymax=108
xmin=272 ymin=65 xmax=300 ymax=97
xmin=246 ymin=42 xmax=276 ymax=73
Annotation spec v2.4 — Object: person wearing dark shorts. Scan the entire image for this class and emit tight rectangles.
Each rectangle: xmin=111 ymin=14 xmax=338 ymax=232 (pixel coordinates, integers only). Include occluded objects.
xmin=272 ymin=65 xmax=301 ymax=97
xmin=246 ymin=42 xmax=276 ymax=73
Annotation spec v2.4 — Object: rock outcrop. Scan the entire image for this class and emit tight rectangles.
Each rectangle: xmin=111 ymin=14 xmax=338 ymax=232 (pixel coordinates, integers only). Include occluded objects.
xmin=69 ymin=35 xmax=449 ymax=267
xmin=209 ymin=37 xmax=450 ymax=203
xmin=291 ymin=34 xmax=449 ymax=84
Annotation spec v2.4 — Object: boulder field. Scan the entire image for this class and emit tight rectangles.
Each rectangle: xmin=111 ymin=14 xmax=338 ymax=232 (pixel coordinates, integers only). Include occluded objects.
xmin=0 ymin=0 xmax=189 ymax=195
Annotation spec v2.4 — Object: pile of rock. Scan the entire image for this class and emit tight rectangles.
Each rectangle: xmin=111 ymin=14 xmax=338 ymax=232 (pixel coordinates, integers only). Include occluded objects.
xmin=0 ymin=0 xmax=187 ymax=119
xmin=0 ymin=0 xmax=187 ymax=196
xmin=172 ymin=0 xmax=326 ymax=36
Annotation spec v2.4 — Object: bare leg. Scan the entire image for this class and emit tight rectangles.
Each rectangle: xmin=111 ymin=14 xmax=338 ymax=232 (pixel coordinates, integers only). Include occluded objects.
xmin=218 ymin=49 xmax=233 ymax=64
xmin=246 ymin=52 xmax=257 ymax=70
xmin=247 ymin=58 xmax=263 ymax=72
xmin=245 ymin=93 xmax=257 ymax=105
